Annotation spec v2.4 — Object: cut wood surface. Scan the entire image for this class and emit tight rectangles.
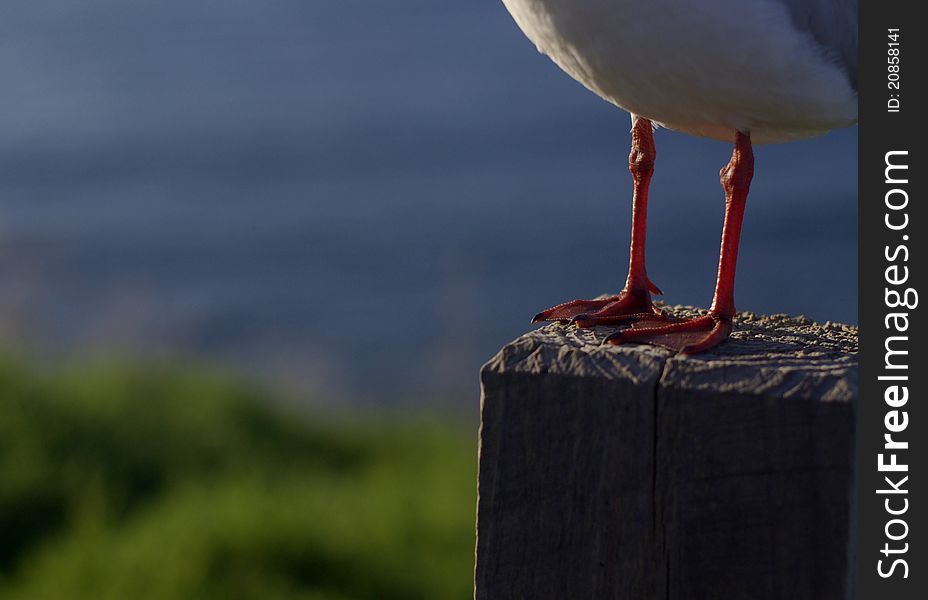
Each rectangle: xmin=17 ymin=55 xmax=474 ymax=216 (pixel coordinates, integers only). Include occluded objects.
xmin=475 ymin=306 xmax=857 ymax=600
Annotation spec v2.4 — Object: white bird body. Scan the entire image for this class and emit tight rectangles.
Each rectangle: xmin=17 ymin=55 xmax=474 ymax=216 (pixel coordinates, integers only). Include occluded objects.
xmin=502 ymin=0 xmax=857 ymax=143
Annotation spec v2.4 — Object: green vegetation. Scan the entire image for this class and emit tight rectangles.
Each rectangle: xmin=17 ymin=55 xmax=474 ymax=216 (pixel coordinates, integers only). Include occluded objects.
xmin=0 ymin=362 xmax=476 ymax=600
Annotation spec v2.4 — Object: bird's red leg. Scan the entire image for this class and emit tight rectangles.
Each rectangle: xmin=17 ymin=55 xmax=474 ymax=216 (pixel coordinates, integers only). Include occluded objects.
xmin=532 ymin=117 xmax=666 ymax=326
xmin=605 ymin=131 xmax=754 ymax=353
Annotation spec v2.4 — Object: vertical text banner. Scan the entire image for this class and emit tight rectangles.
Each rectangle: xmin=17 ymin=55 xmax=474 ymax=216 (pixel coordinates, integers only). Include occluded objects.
xmin=857 ymin=0 xmax=925 ymax=597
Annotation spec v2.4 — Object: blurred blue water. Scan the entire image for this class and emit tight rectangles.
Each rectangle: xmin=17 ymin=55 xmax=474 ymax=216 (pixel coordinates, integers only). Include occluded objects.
xmin=0 ymin=1 xmax=856 ymax=408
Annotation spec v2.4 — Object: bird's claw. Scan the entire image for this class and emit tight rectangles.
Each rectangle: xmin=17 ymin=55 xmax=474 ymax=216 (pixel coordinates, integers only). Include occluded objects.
xmin=531 ymin=295 xmax=623 ymax=324
xmin=603 ymin=313 xmax=732 ymax=354
xmin=532 ymin=288 xmax=663 ymax=327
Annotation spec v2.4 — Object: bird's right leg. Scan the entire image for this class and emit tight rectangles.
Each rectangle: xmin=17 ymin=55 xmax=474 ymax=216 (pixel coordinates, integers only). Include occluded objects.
xmin=532 ymin=116 xmax=666 ymax=327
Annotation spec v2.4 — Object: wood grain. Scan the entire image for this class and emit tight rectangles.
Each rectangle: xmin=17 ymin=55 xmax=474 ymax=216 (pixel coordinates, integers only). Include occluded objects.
xmin=475 ymin=307 xmax=857 ymax=600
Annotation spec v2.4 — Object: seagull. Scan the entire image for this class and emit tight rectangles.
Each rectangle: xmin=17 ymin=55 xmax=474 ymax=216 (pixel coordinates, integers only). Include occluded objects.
xmin=506 ymin=0 xmax=857 ymax=353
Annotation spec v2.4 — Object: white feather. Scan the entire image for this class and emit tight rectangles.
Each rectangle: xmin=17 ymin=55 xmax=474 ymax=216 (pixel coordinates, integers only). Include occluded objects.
xmin=502 ymin=0 xmax=857 ymax=143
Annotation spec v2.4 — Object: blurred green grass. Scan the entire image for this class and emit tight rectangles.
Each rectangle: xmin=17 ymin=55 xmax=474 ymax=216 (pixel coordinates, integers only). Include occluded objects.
xmin=0 ymin=362 xmax=477 ymax=600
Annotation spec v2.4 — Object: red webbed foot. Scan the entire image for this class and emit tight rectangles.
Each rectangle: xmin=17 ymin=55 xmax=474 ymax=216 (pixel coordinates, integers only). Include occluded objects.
xmin=532 ymin=281 xmax=665 ymax=327
xmin=603 ymin=312 xmax=732 ymax=354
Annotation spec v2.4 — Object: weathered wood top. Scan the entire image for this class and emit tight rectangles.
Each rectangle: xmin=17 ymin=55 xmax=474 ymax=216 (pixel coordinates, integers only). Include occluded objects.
xmin=476 ymin=305 xmax=858 ymax=599
xmin=483 ymin=305 xmax=858 ymax=403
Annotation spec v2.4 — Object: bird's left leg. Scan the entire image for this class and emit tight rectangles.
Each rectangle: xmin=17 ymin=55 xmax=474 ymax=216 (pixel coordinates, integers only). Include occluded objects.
xmin=532 ymin=116 xmax=667 ymax=327
xmin=605 ymin=131 xmax=754 ymax=353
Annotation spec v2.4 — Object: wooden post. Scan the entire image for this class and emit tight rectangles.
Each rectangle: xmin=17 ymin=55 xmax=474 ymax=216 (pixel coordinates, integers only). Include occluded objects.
xmin=475 ymin=307 xmax=857 ymax=600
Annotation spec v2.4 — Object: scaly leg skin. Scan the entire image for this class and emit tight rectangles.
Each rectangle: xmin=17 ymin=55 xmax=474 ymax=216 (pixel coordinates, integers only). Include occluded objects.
xmin=532 ymin=116 xmax=670 ymax=328
xmin=605 ymin=131 xmax=754 ymax=354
